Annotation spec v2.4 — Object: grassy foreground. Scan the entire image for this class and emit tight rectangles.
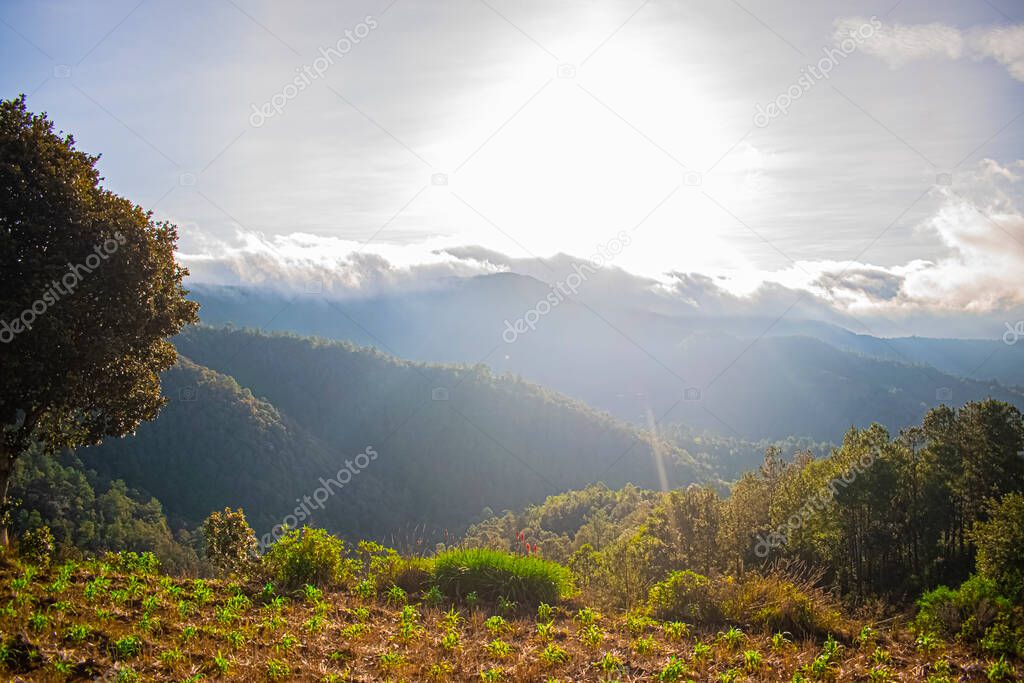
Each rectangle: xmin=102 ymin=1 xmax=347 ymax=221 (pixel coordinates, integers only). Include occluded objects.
xmin=0 ymin=553 xmax=1011 ymax=682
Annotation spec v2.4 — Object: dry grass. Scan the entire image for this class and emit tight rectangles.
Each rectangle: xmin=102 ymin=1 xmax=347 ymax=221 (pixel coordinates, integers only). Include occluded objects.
xmin=0 ymin=556 xmax=1011 ymax=682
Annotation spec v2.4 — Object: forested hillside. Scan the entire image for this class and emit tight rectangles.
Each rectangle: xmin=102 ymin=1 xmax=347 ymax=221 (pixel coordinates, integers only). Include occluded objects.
xmin=78 ymin=326 xmax=707 ymax=546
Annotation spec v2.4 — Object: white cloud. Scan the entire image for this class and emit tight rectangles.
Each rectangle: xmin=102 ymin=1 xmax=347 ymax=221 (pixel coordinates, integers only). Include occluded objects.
xmin=837 ymin=17 xmax=1024 ymax=81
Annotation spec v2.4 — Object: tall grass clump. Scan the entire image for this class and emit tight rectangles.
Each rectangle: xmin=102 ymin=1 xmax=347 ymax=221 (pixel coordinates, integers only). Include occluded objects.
xmin=262 ymin=528 xmax=349 ymax=590
xmin=432 ymin=548 xmax=572 ymax=607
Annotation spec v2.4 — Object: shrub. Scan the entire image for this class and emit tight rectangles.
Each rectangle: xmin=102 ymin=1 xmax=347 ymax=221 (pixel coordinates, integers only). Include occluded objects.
xmin=393 ymin=556 xmax=433 ymax=594
xmin=915 ymin=576 xmax=1009 ymax=641
xmin=201 ymin=508 xmax=258 ymax=576
xmin=719 ymin=572 xmax=844 ymax=638
xmin=972 ymin=493 xmax=1024 ymax=600
xmin=262 ymin=527 xmax=349 ymax=590
xmin=647 ymin=570 xmax=721 ymax=624
xmin=432 ymin=548 xmax=572 ymax=607
xmin=19 ymin=526 xmax=54 ymax=567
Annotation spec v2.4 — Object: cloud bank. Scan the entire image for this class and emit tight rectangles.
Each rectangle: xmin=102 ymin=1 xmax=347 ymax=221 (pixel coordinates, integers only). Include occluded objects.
xmin=178 ymin=159 xmax=1024 ymax=337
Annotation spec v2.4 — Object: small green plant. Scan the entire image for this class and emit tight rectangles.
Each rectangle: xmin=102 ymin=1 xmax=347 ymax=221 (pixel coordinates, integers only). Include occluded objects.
xmin=355 ymin=578 xmax=375 ymax=599
xmin=27 ymin=611 xmax=48 ymax=632
xmin=597 ymin=651 xmax=624 ymax=674
xmin=424 ymin=584 xmax=445 ymax=607
xmin=536 ymin=621 xmax=555 ymax=640
xmin=480 ymin=667 xmax=503 ymax=682
xmin=486 ymin=638 xmax=513 ymax=658
xmin=485 ymin=615 xmax=510 ymax=635
xmin=441 ymin=629 xmax=460 ymax=651
xmin=385 ymin=584 xmax=408 ymax=606
xmin=743 ymin=649 xmax=763 ymax=672
xmin=663 ymin=621 xmax=689 ymax=641
xmin=65 ymin=623 xmax=92 ymax=642
xmin=575 ymin=606 xmax=600 ymax=626
xmin=379 ymin=649 xmax=405 ymax=669
xmin=497 ymin=595 xmax=517 ymax=614
xmin=537 ymin=602 xmax=554 ymax=623
xmin=276 ymin=632 xmax=299 ymax=653
xmin=159 ymin=647 xmax=184 ymax=668
xmin=692 ymin=641 xmax=711 ymax=661
xmin=718 ymin=668 xmax=740 ymax=683
xmin=987 ymin=656 xmax=1015 ymax=681
xmin=213 ymin=650 xmax=230 ymax=674
xmin=443 ymin=606 xmax=463 ymax=629
xmin=658 ymin=656 xmax=688 ymax=682
xmin=916 ymin=631 xmax=941 ymax=652
xmin=225 ymin=629 xmax=245 ymax=650
xmin=266 ymin=659 xmax=291 ymax=680
xmin=302 ymin=583 xmax=323 ymax=604
xmin=192 ymin=578 xmax=213 ymax=605
xmin=429 ymin=661 xmax=455 ymax=679
xmin=771 ymin=631 xmax=792 ymax=650
xmin=114 ymin=635 xmax=142 ymax=660
xmin=540 ymin=643 xmax=570 ymax=667
xmin=871 ymin=647 xmax=891 ymax=665
xmin=341 ymin=623 xmax=369 ymax=638
xmin=718 ymin=626 xmax=745 ymax=649
xmin=869 ymin=666 xmax=894 ymax=682
xmin=632 ymin=635 xmax=657 ymax=655
xmin=579 ymin=623 xmax=603 ymax=648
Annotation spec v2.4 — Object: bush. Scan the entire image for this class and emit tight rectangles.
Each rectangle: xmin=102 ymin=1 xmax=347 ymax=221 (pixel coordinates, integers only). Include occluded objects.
xmin=393 ymin=556 xmax=434 ymax=594
xmin=432 ymin=548 xmax=572 ymax=607
xmin=972 ymin=493 xmax=1024 ymax=600
xmin=20 ymin=526 xmax=54 ymax=567
xmin=647 ymin=570 xmax=722 ymax=625
xmin=201 ymin=508 xmax=258 ymax=576
xmin=262 ymin=527 xmax=349 ymax=590
xmin=915 ymin=575 xmax=1011 ymax=643
xmin=718 ymin=572 xmax=844 ymax=638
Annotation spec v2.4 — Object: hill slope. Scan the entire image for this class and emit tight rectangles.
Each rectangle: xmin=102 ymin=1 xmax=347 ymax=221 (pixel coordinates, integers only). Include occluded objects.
xmin=79 ymin=327 xmax=704 ymax=544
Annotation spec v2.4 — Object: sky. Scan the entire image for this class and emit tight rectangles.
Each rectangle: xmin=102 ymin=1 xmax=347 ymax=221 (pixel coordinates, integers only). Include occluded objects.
xmin=2 ymin=0 xmax=1024 ymax=337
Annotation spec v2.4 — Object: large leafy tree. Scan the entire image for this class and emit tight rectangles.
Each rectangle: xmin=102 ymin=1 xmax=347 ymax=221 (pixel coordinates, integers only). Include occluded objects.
xmin=0 ymin=95 xmax=198 ymax=544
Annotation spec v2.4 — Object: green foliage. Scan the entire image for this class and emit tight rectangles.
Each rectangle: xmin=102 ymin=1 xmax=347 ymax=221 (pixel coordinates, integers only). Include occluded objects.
xmin=0 ymin=95 xmax=198 ymax=541
xmin=19 ymin=526 xmax=53 ymax=566
xmin=432 ymin=548 xmax=573 ymax=607
xmin=647 ymin=570 xmax=721 ymax=624
xmin=201 ymin=507 xmax=258 ymax=576
xmin=262 ymin=527 xmax=349 ymax=589
xmin=971 ymin=493 xmax=1024 ymax=600
xmin=915 ymin=575 xmax=1016 ymax=647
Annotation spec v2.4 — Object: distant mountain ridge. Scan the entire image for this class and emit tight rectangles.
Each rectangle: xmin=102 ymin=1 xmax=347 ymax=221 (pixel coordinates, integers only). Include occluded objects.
xmin=186 ymin=277 xmax=1024 ymax=441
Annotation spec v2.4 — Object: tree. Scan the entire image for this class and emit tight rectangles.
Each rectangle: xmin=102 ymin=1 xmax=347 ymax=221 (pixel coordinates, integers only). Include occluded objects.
xmin=0 ymin=95 xmax=198 ymax=544
xmin=971 ymin=493 xmax=1024 ymax=600
xmin=202 ymin=507 xmax=259 ymax=576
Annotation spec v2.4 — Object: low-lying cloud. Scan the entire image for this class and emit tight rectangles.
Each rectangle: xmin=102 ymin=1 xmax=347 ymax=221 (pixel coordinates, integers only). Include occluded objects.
xmin=177 ymin=159 xmax=1024 ymax=337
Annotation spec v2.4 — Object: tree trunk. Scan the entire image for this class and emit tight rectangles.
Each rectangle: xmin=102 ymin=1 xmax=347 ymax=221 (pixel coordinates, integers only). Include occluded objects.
xmin=0 ymin=445 xmax=14 ymax=547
